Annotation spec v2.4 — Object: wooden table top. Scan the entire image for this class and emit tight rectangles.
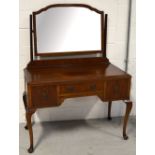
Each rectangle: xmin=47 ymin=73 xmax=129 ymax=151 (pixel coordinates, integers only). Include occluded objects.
xmin=25 ymin=63 xmax=131 ymax=84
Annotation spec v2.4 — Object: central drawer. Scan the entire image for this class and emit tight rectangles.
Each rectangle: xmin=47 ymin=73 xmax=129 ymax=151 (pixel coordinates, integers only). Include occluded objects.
xmin=59 ymin=81 xmax=104 ymax=97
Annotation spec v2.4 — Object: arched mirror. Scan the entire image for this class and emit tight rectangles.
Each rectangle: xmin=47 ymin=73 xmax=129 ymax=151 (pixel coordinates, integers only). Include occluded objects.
xmin=32 ymin=4 xmax=107 ymax=57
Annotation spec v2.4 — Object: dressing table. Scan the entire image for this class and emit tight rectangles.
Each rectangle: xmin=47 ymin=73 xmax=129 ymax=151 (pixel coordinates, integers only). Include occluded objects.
xmin=23 ymin=4 xmax=133 ymax=153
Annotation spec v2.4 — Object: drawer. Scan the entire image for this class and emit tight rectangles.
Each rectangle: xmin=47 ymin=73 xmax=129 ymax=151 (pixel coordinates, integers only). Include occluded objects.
xmin=31 ymin=85 xmax=58 ymax=108
xmin=59 ymin=81 xmax=104 ymax=96
xmin=104 ymin=79 xmax=130 ymax=100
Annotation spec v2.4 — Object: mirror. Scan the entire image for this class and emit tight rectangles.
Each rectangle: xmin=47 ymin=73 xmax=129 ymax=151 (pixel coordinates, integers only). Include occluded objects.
xmin=33 ymin=5 xmax=104 ymax=56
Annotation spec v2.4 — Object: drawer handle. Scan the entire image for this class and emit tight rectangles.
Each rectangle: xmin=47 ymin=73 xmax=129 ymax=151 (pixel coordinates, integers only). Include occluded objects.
xmin=90 ymin=84 xmax=96 ymax=91
xmin=42 ymin=91 xmax=48 ymax=100
xmin=66 ymin=86 xmax=75 ymax=92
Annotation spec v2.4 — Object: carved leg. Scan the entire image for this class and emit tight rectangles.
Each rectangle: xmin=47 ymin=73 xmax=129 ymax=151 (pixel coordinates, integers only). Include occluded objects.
xmin=26 ymin=110 xmax=36 ymax=153
xmin=23 ymin=92 xmax=28 ymax=129
xmin=107 ymin=101 xmax=112 ymax=120
xmin=123 ymin=101 xmax=132 ymax=140
xmin=23 ymin=92 xmax=27 ymax=109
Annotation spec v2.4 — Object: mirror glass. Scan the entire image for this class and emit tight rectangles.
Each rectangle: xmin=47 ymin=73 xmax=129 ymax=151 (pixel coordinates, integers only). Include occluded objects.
xmin=35 ymin=7 xmax=101 ymax=54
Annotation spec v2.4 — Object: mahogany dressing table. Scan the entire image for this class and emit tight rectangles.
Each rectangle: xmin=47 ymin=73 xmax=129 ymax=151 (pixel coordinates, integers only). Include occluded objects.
xmin=23 ymin=4 xmax=133 ymax=153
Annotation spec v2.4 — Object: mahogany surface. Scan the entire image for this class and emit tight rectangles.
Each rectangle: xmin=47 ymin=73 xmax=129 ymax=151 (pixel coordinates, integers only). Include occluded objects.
xmin=23 ymin=4 xmax=133 ymax=153
xmin=24 ymin=60 xmax=132 ymax=153
xmin=25 ymin=62 xmax=130 ymax=84
xmin=24 ymin=59 xmax=131 ymax=107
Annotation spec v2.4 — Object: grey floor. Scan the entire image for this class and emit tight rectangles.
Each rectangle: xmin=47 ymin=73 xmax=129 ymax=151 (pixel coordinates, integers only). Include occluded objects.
xmin=19 ymin=117 xmax=136 ymax=155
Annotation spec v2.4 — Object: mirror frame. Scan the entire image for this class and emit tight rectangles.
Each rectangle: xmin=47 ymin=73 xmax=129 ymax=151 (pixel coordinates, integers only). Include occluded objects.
xmin=32 ymin=4 xmax=107 ymax=57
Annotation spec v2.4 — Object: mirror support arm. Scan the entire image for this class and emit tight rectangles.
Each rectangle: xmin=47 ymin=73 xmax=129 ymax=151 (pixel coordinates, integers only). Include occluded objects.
xmin=103 ymin=14 xmax=107 ymax=58
xmin=30 ymin=14 xmax=33 ymax=62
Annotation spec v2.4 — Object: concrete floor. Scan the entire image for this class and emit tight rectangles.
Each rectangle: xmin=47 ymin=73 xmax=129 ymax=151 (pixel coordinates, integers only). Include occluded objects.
xmin=19 ymin=117 xmax=136 ymax=155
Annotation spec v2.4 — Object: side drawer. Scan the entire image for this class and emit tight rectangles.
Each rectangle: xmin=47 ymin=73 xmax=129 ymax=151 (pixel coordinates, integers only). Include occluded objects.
xmin=104 ymin=78 xmax=130 ymax=100
xmin=31 ymin=85 xmax=58 ymax=108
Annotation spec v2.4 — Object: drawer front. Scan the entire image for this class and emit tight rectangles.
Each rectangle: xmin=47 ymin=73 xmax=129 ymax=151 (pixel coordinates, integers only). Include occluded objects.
xmin=104 ymin=79 xmax=130 ymax=100
xmin=59 ymin=81 xmax=104 ymax=97
xmin=31 ymin=85 xmax=58 ymax=108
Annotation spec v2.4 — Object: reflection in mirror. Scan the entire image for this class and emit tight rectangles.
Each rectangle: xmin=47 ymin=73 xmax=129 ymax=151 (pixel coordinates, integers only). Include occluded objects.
xmin=35 ymin=7 xmax=101 ymax=53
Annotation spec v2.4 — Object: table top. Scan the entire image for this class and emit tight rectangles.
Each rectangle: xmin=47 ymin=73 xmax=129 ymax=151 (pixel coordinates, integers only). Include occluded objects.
xmin=25 ymin=63 xmax=131 ymax=85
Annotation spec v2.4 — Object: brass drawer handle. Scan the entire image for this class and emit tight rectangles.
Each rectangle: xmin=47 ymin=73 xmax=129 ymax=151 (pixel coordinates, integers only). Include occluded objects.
xmin=90 ymin=84 xmax=96 ymax=91
xmin=66 ymin=86 xmax=75 ymax=93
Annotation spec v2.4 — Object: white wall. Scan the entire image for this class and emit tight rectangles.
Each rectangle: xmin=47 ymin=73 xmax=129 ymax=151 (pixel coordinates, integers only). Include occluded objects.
xmin=128 ymin=0 xmax=136 ymax=114
xmin=19 ymin=0 xmax=136 ymax=123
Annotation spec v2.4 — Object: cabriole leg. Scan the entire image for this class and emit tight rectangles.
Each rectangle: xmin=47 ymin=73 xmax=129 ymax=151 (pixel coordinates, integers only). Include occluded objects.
xmin=23 ymin=92 xmax=28 ymax=129
xmin=26 ymin=110 xmax=36 ymax=153
xmin=123 ymin=101 xmax=132 ymax=140
xmin=107 ymin=101 xmax=112 ymax=120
